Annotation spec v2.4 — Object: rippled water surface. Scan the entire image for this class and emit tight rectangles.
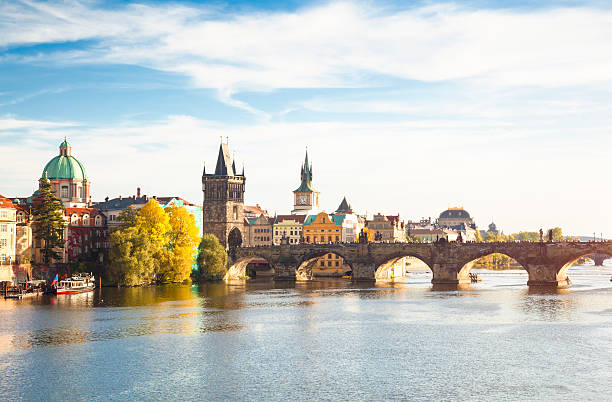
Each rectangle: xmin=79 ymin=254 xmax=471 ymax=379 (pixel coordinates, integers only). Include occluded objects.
xmin=2 ymin=265 xmax=612 ymax=401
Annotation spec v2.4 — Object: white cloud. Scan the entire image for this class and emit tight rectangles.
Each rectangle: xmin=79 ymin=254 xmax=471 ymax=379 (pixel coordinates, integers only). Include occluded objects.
xmin=3 ymin=1 xmax=612 ymax=95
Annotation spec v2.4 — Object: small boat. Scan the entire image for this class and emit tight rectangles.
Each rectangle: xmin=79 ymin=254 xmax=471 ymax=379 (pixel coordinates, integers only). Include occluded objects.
xmin=54 ymin=273 xmax=95 ymax=295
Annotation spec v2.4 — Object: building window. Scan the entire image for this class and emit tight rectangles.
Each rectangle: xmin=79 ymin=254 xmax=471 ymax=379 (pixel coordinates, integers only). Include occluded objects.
xmin=306 ymin=236 xmax=310 ymax=242
xmin=83 ymin=215 xmax=90 ymax=226
xmin=17 ymin=213 xmax=24 ymax=223
xmin=71 ymin=214 xmax=78 ymax=225
xmin=0 ymin=239 xmax=6 ymax=247
xmin=320 ymin=260 xmax=325 ymax=267
xmin=335 ymin=261 xmax=339 ymax=267
xmin=233 ymin=206 xmax=238 ymax=220
xmin=320 ymin=236 xmax=325 ymax=242
xmin=79 ymin=187 xmax=83 ymax=198
xmin=0 ymin=210 xmax=6 ymax=218
xmin=327 ymin=261 xmax=332 ymax=267
xmin=95 ymin=216 xmax=102 ymax=226
xmin=61 ymin=186 xmax=69 ymax=198
xmin=0 ymin=224 xmax=6 ymax=232
xmin=335 ymin=236 xmax=339 ymax=242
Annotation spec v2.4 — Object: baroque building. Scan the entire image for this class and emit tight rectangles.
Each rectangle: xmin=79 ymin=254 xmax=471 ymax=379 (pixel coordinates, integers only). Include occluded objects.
xmin=41 ymin=139 xmax=91 ymax=208
xmin=202 ymin=141 xmax=246 ymax=249
xmin=291 ymin=150 xmax=320 ymax=215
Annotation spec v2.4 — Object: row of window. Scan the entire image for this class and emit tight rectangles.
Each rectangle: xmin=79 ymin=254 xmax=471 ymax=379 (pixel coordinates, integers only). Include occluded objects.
xmin=319 ymin=260 xmax=340 ymax=267
xmin=275 ymin=230 xmax=300 ymax=236
xmin=304 ymin=229 xmax=340 ymax=233
xmin=253 ymin=236 xmax=270 ymax=242
xmin=305 ymin=236 xmax=340 ymax=243
xmin=69 ymin=214 xmax=103 ymax=226
xmin=254 ymin=228 xmax=270 ymax=233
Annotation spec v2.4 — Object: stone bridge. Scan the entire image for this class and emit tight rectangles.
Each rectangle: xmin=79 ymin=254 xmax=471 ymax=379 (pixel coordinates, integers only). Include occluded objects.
xmin=228 ymin=242 xmax=612 ymax=287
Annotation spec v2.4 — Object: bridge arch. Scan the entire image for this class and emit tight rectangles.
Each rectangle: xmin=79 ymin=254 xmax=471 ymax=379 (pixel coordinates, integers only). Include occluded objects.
xmin=374 ymin=252 xmax=433 ymax=281
xmin=453 ymin=245 xmax=531 ymax=284
xmin=226 ymin=255 xmax=275 ymax=280
xmin=296 ymin=249 xmax=354 ymax=280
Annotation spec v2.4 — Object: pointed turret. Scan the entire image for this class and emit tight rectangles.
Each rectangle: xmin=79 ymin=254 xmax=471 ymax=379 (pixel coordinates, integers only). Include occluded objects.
xmin=202 ymin=162 xmax=206 ymax=176
xmin=335 ymin=196 xmax=353 ymax=214
xmin=214 ymin=142 xmax=235 ymax=176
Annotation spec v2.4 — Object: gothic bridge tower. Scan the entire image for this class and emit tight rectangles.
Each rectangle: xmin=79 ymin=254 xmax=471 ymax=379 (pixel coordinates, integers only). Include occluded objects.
xmin=202 ymin=140 xmax=245 ymax=249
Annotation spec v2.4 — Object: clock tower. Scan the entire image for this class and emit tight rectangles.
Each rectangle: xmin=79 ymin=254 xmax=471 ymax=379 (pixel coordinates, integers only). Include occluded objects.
xmin=292 ymin=150 xmax=320 ymax=214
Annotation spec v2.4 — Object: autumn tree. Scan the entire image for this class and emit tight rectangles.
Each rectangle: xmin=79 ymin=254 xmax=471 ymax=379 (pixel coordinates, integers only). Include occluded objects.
xmin=32 ymin=178 xmax=66 ymax=264
xmin=157 ymin=205 xmax=200 ymax=283
xmin=197 ymin=234 xmax=228 ymax=280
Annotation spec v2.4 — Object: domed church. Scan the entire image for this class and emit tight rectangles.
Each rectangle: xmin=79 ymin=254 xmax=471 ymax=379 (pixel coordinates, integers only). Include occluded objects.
xmin=40 ymin=139 xmax=91 ymax=208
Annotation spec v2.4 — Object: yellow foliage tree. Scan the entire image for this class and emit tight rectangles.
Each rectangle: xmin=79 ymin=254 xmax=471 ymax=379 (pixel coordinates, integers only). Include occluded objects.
xmin=135 ymin=199 xmax=171 ymax=251
xmin=157 ymin=206 xmax=201 ymax=283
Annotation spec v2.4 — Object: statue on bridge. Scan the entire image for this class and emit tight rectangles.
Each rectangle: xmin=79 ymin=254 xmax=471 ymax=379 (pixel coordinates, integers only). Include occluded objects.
xmin=539 ymin=228 xmax=544 ymax=243
xmin=358 ymin=228 xmax=369 ymax=244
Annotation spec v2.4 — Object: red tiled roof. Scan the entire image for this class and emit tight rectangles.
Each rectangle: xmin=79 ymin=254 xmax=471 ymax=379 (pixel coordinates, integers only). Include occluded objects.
xmin=65 ymin=207 xmax=105 ymax=216
xmin=0 ymin=195 xmax=17 ymax=209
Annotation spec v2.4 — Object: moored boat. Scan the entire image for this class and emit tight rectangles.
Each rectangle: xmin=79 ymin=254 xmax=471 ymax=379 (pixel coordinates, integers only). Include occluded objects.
xmin=54 ymin=273 xmax=95 ymax=294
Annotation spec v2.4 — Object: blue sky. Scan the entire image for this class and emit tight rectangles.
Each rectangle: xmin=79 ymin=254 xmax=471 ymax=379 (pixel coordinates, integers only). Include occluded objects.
xmin=2 ymin=0 xmax=612 ymax=236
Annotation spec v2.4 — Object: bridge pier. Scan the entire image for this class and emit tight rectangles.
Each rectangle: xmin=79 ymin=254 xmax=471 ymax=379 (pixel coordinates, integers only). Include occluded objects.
xmin=430 ymin=262 xmax=471 ymax=285
xmin=351 ymin=262 xmax=377 ymax=281
xmin=525 ymin=264 xmax=570 ymax=287
xmin=274 ymin=262 xmax=297 ymax=280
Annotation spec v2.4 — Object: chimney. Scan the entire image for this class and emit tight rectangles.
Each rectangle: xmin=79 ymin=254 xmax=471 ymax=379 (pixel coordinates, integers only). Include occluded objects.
xmin=119 ymin=195 xmax=122 ymax=200
xmin=137 ymin=187 xmax=141 ymax=198
xmin=105 ymin=196 xmax=109 ymax=202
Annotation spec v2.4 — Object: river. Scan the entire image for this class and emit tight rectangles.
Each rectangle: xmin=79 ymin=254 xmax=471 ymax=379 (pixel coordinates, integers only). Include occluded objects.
xmin=1 ymin=265 xmax=612 ymax=401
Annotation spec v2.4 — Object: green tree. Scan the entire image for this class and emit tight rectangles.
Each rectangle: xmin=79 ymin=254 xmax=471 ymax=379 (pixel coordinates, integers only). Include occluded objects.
xmin=157 ymin=206 xmax=201 ymax=283
xmin=197 ymin=234 xmax=228 ymax=280
xmin=108 ymin=226 xmax=156 ymax=286
xmin=549 ymin=227 xmax=563 ymax=242
xmin=117 ymin=206 xmax=137 ymax=228
xmin=32 ymin=178 xmax=66 ymax=264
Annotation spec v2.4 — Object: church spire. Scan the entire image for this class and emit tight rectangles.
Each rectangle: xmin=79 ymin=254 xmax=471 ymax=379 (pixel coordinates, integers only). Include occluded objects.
xmin=294 ymin=148 xmax=316 ymax=193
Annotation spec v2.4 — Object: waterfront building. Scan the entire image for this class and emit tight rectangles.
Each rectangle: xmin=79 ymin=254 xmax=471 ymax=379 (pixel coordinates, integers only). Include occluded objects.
xmin=333 ymin=197 xmax=363 ymax=242
xmin=0 ymin=195 xmax=17 ymax=264
xmin=63 ymin=207 xmax=109 ymax=263
xmin=366 ymin=213 xmax=406 ymax=242
xmin=411 ymin=228 xmax=458 ymax=243
xmin=272 ymin=215 xmax=306 ymax=245
xmin=40 ymin=139 xmax=91 ymax=208
xmin=245 ymin=214 xmax=274 ymax=246
xmin=291 ymin=150 xmax=320 ymax=215
xmin=303 ymin=212 xmax=348 ymax=276
xmin=202 ymin=140 xmax=246 ymax=249
xmin=93 ymin=189 xmax=149 ymax=227
xmin=14 ymin=201 xmax=32 ymax=264
xmin=438 ymin=207 xmax=474 ymax=228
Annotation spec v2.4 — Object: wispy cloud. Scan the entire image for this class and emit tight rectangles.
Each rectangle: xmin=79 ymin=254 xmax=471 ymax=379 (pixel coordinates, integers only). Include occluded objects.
xmin=3 ymin=2 xmax=612 ymax=95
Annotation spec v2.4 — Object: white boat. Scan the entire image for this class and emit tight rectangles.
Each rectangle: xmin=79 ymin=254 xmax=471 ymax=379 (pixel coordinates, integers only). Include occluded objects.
xmin=55 ymin=273 xmax=95 ymax=294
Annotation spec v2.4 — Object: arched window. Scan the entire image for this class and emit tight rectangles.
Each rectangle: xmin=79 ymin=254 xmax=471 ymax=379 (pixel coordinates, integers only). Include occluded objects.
xmin=83 ymin=214 xmax=90 ymax=226
xmin=233 ymin=206 xmax=238 ymax=220
xmin=95 ymin=215 xmax=102 ymax=226
xmin=71 ymin=214 xmax=78 ymax=225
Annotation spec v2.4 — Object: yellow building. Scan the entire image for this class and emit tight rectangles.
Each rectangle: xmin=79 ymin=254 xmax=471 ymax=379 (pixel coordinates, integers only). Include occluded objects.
xmin=303 ymin=212 xmax=349 ymax=276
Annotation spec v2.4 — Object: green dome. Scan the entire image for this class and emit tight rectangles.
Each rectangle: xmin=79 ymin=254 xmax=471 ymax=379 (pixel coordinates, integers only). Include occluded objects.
xmin=42 ymin=155 xmax=88 ymax=181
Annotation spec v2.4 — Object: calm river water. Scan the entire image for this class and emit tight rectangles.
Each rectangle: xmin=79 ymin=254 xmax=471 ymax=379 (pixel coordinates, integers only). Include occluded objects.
xmin=1 ymin=265 xmax=612 ymax=401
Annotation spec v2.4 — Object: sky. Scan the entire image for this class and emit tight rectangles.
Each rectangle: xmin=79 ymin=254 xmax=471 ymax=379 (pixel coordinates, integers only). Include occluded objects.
xmin=1 ymin=0 xmax=612 ymax=237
